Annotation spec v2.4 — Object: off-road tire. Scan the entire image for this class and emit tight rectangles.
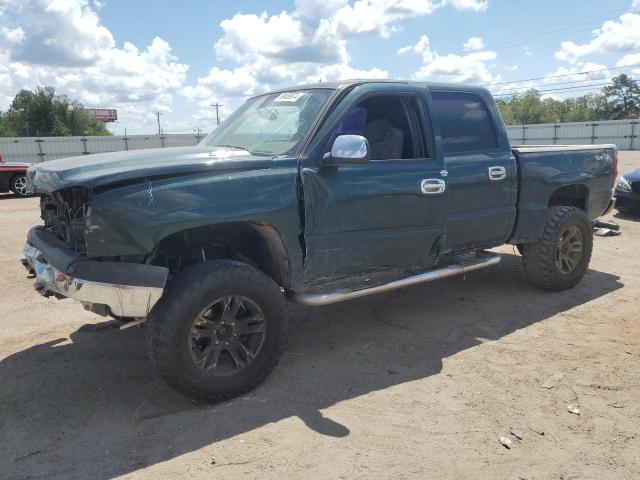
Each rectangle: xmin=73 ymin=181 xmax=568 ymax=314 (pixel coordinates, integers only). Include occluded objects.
xmin=522 ymin=206 xmax=593 ymax=290
xmin=147 ymin=260 xmax=288 ymax=403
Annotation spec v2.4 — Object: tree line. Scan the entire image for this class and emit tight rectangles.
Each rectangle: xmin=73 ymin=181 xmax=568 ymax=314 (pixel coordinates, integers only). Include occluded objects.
xmin=496 ymin=74 xmax=640 ymax=125
xmin=0 ymin=86 xmax=110 ymax=137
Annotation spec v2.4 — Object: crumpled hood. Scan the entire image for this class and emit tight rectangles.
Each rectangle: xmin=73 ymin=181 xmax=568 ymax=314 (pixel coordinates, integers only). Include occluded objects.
xmin=27 ymin=145 xmax=274 ymax=193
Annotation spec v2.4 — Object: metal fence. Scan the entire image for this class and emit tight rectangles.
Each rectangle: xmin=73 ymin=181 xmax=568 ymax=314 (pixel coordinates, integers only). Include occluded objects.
xmin=505 ymin=118 xmax=639 ymax=150
xmin=1 ymin=118 xmax=639 ymax=164
xmin=0 ymin=133 xmax=204 ymax=163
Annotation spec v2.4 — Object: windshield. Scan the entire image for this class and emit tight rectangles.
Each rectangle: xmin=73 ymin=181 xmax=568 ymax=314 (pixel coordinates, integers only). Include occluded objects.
xmin=201 ymin=89 xmax=334 ymax=156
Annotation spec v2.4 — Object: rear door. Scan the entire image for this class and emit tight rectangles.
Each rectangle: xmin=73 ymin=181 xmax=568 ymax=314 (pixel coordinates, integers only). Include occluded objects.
xmin=430 ymin=90 xmax=516 ymax=252
xmin=301 ymin=84 xmax=448 ymax=281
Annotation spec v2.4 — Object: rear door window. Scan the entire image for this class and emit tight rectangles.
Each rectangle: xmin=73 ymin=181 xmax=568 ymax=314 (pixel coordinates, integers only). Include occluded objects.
xmin=431 ymin=91 xmax=498 ymax=154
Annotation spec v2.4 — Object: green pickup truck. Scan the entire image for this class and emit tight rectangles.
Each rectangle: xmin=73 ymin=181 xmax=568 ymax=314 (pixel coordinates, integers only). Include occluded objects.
xmin=23 ymin=80 xmax=617 ymax=402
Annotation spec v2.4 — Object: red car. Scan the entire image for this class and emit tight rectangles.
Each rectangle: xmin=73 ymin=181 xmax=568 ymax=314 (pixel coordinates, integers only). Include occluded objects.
xmin=0 ymin=153 xmax=32 ymax=197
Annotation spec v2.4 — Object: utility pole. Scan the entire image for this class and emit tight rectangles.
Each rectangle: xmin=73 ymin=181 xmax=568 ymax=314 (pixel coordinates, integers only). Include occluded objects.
xmin=210 ymin=103 xmax=222 ymax=126
xmin=155 ymin=111 xmax=162 ymax=135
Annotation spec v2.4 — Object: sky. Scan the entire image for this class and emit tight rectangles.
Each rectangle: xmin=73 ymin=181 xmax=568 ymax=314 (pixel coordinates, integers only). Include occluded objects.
xmin=0 ymin=0 xmax=639 ymax=134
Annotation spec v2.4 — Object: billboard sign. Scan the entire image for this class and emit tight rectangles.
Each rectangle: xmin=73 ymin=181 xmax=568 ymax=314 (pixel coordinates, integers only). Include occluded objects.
xmin=85 ymin=108 xmax=118 ymax=122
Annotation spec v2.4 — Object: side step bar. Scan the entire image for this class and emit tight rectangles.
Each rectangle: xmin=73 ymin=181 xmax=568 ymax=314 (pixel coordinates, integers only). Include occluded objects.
xmin=288 ymin=254 xmax=501 ymax=306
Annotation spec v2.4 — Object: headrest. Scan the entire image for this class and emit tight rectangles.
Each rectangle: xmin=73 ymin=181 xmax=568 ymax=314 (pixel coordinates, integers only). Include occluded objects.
xmin=365 ymin=118 xmax=392 ymax=142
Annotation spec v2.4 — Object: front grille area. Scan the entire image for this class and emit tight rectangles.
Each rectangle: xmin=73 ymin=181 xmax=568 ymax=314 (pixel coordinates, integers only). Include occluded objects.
xmin=40 ymin=187 xmax=90 ymax=254
xmin=632 ymin=181 xmax=640 ymax=195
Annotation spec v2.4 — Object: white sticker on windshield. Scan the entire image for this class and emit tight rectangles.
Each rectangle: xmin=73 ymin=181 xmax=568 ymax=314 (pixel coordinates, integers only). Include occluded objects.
xmin=275 ymin=91 xmax=306 ymax=102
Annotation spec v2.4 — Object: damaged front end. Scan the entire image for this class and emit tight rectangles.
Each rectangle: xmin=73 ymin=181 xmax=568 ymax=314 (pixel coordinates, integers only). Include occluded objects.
xmin=23 ymin=185 xmax=169 ymax=318
xmin=40 ymin=187 xmax=91 ymax=255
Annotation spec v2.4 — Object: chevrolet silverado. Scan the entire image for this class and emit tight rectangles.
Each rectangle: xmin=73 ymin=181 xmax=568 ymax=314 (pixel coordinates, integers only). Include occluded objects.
xmin=22 ymin=81 xmax=617 ymax=402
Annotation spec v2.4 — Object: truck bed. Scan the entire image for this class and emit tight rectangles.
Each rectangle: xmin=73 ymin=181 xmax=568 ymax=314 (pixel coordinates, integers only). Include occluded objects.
xmin=509 ymin=143 xmax=616 ymax=244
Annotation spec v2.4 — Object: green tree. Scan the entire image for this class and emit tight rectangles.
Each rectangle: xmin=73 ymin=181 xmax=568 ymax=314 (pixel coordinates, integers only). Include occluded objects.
xmin=496 ymin=90 xmax=606 ymax=125
xmin=601 ymin=74 xmax=640 ymax=119
xmin=1 ymin=86 xmax=111 ymax=137
xmin=497 ymin=90 xmax=545 ymax=124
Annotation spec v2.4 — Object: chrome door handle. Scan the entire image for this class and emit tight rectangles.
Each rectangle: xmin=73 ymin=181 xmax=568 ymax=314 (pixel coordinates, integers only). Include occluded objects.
xmin=421 ymin=178 xmax=446 ymax=194
xmin=488 ymin=166 xmax=507 ymax=181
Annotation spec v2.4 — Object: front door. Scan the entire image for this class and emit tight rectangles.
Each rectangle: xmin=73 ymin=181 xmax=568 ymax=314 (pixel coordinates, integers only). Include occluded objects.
xmin=301 ymin=85 xmax=448 ymax=282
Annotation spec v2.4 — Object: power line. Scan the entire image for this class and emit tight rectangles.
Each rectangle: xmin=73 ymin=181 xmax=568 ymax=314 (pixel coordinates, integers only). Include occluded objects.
xmin=485 ymin=63 xmax=640 ymax=87
xmin=385 ymin=8 xmax=627 ymax=73
xmin=492 ymin=77 xmax=640 ymax=98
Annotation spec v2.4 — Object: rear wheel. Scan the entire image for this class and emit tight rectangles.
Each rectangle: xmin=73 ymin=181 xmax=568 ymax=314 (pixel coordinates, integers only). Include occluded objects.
xmin=147 ymin=260 xmax=287 ymax=403
xmin=522 ymin=206 xmax=593 ymax=290
xmin=10 ymin=174 xmax=29 ymax=197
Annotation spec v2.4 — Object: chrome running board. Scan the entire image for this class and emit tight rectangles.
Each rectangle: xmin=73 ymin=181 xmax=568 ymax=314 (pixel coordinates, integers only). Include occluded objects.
xmin=288 ymin=254 xmax=501 ymax=306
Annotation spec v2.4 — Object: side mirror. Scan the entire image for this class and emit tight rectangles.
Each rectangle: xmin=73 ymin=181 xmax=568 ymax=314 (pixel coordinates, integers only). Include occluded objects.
xmin=321 ymin=134 xmax=370 ymax=166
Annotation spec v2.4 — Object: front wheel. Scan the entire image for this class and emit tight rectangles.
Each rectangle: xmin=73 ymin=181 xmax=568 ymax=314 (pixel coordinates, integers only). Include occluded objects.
xmin=147 ymin=260 xmax=288 ymax=403
xmin=522 ymin=206 xmax=593 ymax=291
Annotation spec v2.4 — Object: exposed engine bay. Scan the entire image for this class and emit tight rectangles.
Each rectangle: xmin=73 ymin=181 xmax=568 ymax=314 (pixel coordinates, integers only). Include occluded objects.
xmin=40 ymin=187 xmax=90 ymax=255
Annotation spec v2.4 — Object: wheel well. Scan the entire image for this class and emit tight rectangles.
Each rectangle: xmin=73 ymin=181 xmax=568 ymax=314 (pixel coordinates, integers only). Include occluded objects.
xmin=549 ymin=184 xmax=588 ymax=211
xmin=148 ymin=222 xmax=291 ymax=289
xmin=10 ymin=172 xmax=26 ymax=184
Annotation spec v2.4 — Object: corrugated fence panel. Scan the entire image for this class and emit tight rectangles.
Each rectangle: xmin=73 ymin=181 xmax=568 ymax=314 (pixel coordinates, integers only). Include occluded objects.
xmin=556 ymin=122 xmax=589 ymax=143
xmin=595 ymin=120 xmax=633 ymax=150
xmin=165 ymin=134 xmax=203 ymax=147
xmin=1 ymin=120 xmax=638 ymax=165
xmin=85 ymin=136 xmax=127 ymax=154
xmin=507 ymin=118 xmax=639 ymax=149
xmin=126 ymin=135 xmax=163 ymax=150
xmin=0 ymin=134 xmax=202 ymax=163
xmin=41 ymin=137 xmax=85 ymax=161
xmin=0 ymin=138 xmax=39 ymax=162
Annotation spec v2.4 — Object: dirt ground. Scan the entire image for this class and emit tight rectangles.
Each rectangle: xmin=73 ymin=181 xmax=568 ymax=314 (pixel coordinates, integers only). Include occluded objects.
xmin=1 ymin=153 xmax=639 ymax=480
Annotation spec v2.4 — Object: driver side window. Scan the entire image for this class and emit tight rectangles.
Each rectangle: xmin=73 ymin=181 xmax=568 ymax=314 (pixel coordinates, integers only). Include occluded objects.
xmin=334 ymin=95 xmax=427 ymax=160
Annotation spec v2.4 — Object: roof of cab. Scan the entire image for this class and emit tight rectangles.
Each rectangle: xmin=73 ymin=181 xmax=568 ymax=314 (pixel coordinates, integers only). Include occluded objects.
xmin=258 ymin=79 xmax=491 ymax=97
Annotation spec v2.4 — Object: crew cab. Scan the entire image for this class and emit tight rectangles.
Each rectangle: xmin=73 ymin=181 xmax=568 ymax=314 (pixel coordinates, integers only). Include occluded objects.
xmin=22 ymin=81 xmax=617 ymax=403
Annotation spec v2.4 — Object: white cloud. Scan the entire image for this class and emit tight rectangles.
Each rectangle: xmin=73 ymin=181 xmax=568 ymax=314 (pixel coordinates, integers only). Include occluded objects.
xmin=0 ymin=0 xmax=114 ymax=67
xmin=1 ymin=0 xmax=491 ymax=131
xmin=0 ymin=0 xmax=188 ymax=132
xmin=463 ymin=36 xmax=485 ymax=51
xmin=307 ymin=63 xmax=388 ymax=83
xmin=398 ymin=34 xmax=500 ymax=84
xmin=490 ymin=62 xmax=611 ymax=98
xmin=0 ymin=26 xmax=25 ymax=44
xmin=554 ymin=13 xmax=640 ymax=63
xmin=616 ymin=52 xmax=640 ymax=66
xmin=632 ymin=0 xmax=640 ymax=11
xmin=183 ymin=0 xmax=491 ymax=116
xmin=543 ymin=62 xmax=611 ymax=83
xmin=448 ymin=0 xmax=488 ymax=12
xmin=616 ymin=52 xmax=640 ymax=75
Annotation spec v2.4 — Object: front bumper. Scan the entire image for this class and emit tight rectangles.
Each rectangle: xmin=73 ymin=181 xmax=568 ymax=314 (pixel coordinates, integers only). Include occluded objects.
xmin=22 ymin=227 xmax=169 ymax=318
